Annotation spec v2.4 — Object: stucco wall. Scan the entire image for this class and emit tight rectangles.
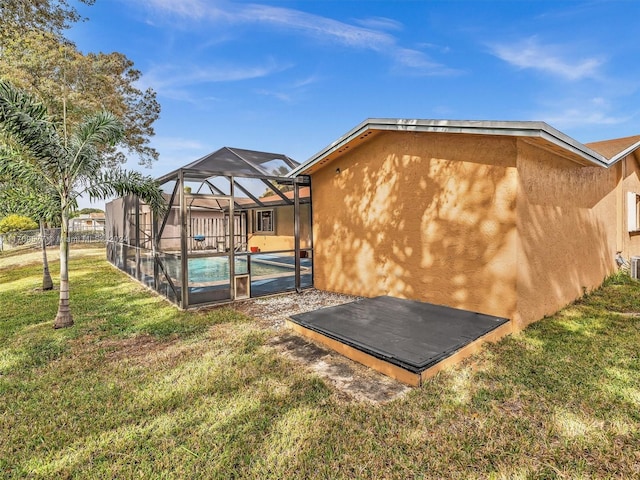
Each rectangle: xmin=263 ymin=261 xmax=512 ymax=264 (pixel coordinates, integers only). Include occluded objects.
xmin=311 ymin=131 xmax=519 ymax=320
xmin=158 ymin=209 xmax=181 ymax=251
xmin=514 ymin=140 xmax=619 ymax=328
xmin=619 ymin=152 xmax=640 ymax=256
xmin=248 ymin=204 xmax=311 ymax=252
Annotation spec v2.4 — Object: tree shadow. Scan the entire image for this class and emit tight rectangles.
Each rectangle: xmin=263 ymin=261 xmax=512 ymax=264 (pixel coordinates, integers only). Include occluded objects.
xmin=516 ymin=142 xmax=617 ymax=327
xmin=313 ymin=132 xmax=518 ymax=319
xmin=312 ymin=132 xmax=618 ymax=327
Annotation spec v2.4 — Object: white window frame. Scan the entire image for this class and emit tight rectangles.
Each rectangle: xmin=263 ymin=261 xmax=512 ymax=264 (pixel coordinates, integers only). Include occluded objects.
xmin=627 ymin=191 xmax=640 ymax=232
xmin=255 ymin=209 xmax=275 ymax=234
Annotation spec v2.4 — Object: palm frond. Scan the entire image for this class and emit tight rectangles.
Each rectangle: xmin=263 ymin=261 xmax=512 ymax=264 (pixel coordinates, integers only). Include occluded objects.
xmin=76 ymin=111 xmax=125 ymax=147
xmin=0 ymin=153 xmax=56 ymax=189
xmin=69 ymin=111 xmax=125 ymax=179
xmin=0 ymin=182 xmax=61 ymax=221
xmin=0 ymin=80 xmax=65 ymax=173
xmin=0 ymin=132 xmax=60 ymax=221
xmin=85 ymin=168 xmax=166 ymax=215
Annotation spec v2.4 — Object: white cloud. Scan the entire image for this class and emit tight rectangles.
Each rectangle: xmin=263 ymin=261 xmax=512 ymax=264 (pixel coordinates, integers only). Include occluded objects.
xmin=133 ymin=0 xmax=453 ymax=75
xmin=254 ymin=74 xmax=322 ymax=104
xmin=140 ymin=59 xmax=291 ymax=101
xmin=534 ymin=97 xmax=628 ymax=129
xmin=545 ymin=109 xmax=626 ymax=128
xmin=354 ymin=16 xmax=404 ymax=32
xmin=393 ymin=48 xmax=459 ymax=75
xmin=291 ymin=74 xmax=322 ymax=89
xmin=152 ymin=137 xmax=207 ymax=151
xmin=490 ymin=37 xmax=604 ymax=81
xmin=419 ymin=42 xmax=451 ymax=54
xmin=147 ymin=61 xmax=288 ymax=89
xmin=235 ymin=4 xmax=397 ymax=49
xmin=254 ymin=89 xmax=293 ymax=103
xmin=148 ymin=136 xmax=211 ymax=177
xmin=137 ymin=0 xmax=226 ymax=20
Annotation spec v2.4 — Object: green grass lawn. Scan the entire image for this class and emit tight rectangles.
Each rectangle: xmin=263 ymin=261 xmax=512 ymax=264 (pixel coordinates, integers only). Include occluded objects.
xmin=1 ymin=249 xmax=639 ymax=479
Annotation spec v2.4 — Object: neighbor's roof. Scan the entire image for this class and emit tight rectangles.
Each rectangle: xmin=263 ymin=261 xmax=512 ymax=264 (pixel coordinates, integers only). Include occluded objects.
xmin=585 ymin=135 xmax=640 ymax=160
xmin=157 ymin=147 xmax=298 ymax=183
xmin=288 ymin=118 xmax=640 ymax=176
xmin=258 ymin=186 xmax=311 ymax=204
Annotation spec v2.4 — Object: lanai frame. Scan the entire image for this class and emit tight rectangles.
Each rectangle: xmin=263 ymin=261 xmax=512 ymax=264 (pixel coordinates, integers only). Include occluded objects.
xmin=106 ymin=155 xmax=313 ymax=309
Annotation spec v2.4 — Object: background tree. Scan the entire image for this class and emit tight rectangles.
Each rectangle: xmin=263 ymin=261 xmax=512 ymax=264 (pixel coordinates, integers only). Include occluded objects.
xmin=259 ymin=165 xmax=295 ymax=198
xmin=70 ymin=207 xmax=104 ymax=218
xmin=0 ymin=0 xmax=94 ymax=42
xmin=0 ymin=164 xmax=61 ymax=290
xmin=0 ymin=0 xmax=160 ymax=167
xmin=0 ymin=80 xmax=166 ymax=328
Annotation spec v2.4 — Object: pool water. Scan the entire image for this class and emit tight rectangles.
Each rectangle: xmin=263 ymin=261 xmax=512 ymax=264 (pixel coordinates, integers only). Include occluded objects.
xmin=176 ymin=256 xmax=293 ymax=283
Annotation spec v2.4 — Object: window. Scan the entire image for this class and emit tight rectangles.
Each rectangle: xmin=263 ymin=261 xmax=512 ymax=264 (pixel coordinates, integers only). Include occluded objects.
xmin=255 ymin=209 xmax=275 ymax=234
xmin=627 ymin=192 xmax=640 ymax=232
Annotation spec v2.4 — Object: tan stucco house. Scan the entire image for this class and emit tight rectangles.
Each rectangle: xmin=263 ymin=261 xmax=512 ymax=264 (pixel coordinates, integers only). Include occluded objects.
xmin=288 ymin=119 xmax=640 ymax=331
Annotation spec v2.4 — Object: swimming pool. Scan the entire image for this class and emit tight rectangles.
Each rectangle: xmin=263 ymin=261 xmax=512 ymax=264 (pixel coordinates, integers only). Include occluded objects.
xmin=164 ymin=255 xmax=294 ymax=283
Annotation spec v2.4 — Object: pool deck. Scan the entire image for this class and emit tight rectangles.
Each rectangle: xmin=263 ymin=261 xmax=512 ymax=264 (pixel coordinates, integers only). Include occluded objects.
xmin=287 ymin=296 xmax=513 ymax=386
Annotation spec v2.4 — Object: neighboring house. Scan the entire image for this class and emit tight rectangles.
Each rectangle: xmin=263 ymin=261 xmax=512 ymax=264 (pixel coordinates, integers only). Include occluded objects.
xmin=70 ymin=212 xmax=105 ymax=232
xmin=288 ymin=119 xmax=640 ymax=330
xmin=246 ymin=186 xmax=311 ymax=253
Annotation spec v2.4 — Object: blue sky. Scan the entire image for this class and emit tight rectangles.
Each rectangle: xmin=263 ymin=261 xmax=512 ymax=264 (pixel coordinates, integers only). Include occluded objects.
xmin=68 ymin=0 xmax=640 ymax=191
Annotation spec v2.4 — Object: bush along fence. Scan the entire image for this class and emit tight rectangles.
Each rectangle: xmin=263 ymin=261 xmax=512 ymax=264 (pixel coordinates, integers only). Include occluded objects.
xmin=0 ymin=226 xmax=105 ymax=252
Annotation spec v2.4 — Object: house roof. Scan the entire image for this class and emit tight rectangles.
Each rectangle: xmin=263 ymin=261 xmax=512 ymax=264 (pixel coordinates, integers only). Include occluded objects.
xmin=585 ymin=135 xmax=640 ymax=161
xmin=157 ymin=147 xmax=298 ymax=183
xmin=288 ymin=118 xmax=640 ymax=176
xmin=258 ymin=186 xmax=311 ymax=204
xmin=162 ymin=186 xmax=310 ymax=212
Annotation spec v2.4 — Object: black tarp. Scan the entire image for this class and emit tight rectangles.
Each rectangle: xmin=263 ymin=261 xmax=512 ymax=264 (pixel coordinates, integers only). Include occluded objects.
xmin=290 ymin=296 xmax=509 ymax=373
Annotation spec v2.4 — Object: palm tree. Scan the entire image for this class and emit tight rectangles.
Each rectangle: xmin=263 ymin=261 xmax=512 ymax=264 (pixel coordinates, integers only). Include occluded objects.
xmin=0 ymin=80 xmax=166 ymax=328
xmin=0 ymin=177 xmax=58 ymax=290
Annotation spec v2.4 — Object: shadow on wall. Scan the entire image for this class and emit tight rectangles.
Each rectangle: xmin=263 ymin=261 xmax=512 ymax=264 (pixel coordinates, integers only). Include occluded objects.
xmin=314 ymin=133 xmax=622 ymax=324
xmin=621 ymin=152 xmax=640 ymax=254
xmin=515 ymin=145 xmax=618 ymax=327
xmin=313 ymin=133 xmax=519 ymax=320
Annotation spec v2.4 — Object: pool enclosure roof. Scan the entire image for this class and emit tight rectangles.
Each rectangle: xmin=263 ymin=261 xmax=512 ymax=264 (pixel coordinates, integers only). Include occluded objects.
xmin=157 ymin=147 xmax=299 ymax=183
xmin=155 ymin=147 xmax=308 ymax=211
xmin=107 ymin=146 xmax=312 ymax=309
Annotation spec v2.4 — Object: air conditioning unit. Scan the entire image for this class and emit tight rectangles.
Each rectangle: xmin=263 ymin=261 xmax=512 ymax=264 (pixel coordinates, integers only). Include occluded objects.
xmin=631 ymin=256 xmax=640 ymax=280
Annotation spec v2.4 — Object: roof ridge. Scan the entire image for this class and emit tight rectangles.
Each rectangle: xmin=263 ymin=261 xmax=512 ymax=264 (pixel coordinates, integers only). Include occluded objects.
xmin=225 ymin=147 xmax=265 ymax=175
xmin=287 ymin=118 xmax=610 ymax=177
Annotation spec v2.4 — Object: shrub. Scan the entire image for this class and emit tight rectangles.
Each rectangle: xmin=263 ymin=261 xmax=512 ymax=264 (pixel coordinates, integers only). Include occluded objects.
xmin=0 ymin=214 xmax=38 ymax=234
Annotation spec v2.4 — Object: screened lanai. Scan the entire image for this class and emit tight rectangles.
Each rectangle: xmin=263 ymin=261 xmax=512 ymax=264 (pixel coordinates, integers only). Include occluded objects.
xmin=105 ymin=147 xmax=313 ymax=308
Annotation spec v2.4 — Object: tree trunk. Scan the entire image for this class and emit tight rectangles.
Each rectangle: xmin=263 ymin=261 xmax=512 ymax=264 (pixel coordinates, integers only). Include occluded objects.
xmin=40 ymin=219 xmax=53 ymax=291
xmin=53 ymin=209 xmax=73 ymax=328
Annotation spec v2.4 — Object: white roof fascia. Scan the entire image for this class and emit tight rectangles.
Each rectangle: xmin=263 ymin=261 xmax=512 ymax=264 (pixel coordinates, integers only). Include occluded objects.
xmin=608 ymin=139 xmax=640 ymax=165
xmin=286 ymin=120 xmax=373 ymax=177
xmin=288 ymin=118 xmax=610 ymax=176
